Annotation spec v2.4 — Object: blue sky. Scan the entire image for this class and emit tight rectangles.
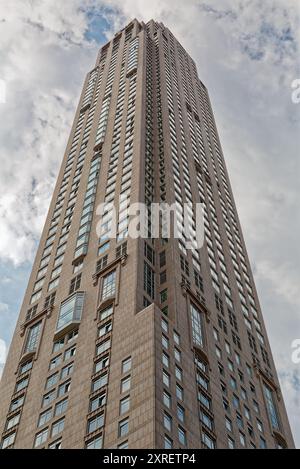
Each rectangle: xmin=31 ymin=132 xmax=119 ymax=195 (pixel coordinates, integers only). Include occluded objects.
xmin=0 ymin=0 xmax=299 ymax=447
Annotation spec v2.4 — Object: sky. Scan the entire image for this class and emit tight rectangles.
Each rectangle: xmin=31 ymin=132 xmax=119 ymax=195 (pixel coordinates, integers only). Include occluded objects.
xmin=0 ymin=0 xmax=299 ymax=447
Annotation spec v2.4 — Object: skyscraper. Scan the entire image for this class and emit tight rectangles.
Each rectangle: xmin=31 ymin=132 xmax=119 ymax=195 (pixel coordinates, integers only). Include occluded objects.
xmin=0 ymin=19 xmax=294 ymax=449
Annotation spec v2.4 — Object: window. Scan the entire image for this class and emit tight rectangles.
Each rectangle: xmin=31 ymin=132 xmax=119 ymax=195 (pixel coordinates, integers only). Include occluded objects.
xmin=159 ymin=251 xmax=166 ymax=267
xmin=92 ymin=373 xmax=108 ymax=392
xmin=122 ymin=357 xmax=131 ymax=374
xmin=164 ymin=435 xmax=173 ymax=449
xmin=96 ymin=338 xmax=111 ymax=356
xmin=56 ymin=292 xmax=84 ymax=332
xmin=64 ymin=346 xmax=76 ymax=361
xmin=69 ymin=274 xmax=82 ymax=295
xmin=118 ymin=441 xmax=128 ymax=449
xmin=163 ymin=413 xmax=172 ymax=432
xmin=6 ymin=413 xmax=20 ymax=431
xmin=259 ymin=436 xmax=267 ymax=449
xmin=38 ymin=409 xmax=52 ymax=427
xmin=15 ymin=377 xmax=29 ymax=393
xmin=225 ymin=418 xmax=232 ymax=432
xmin=121 ymin=376 xmax=131 ymax=393
xmin=263 ymin=383 xmax=280 ymax=431
xmin=45 ymin=373 xmax=59 ymax=389
xmin=19 ymin=359 xmax=33 ymax=375
xmin=239 ymin=432 xmax=246 ymax=447
xmin=53 ymin=338 xmax=65 ymax=353
xmin=61 ymin=363 xmax=73 ymax=379
xmin=161 ymin=318 xmax=168 ymax=333
xmin=176 ymin=384 xmax=184 ymax=401
xmin=50 ymin=355 xmax=62 ymax=370
xmin=228 ymin=437 xmax=235 ymax=449
xmin=55 ymin=399 xmax=68 ymax=417
xmin=95 ymin=355 xmax=110 ymax=373
xmin=173 ymin=331 xmax=180 ymax=346
xmin=163 ymin=391 xmax=171 ymax=409
xmin=163 ymin=371 xmax=170 ymax=388
xmin=98 ymin=321 xmax=112 ymax=338
xmin=202 ymin=432 xmax=215 ymax=449
xmin=51 ymin=418 xmax=65 ymax=437
xmin=144 ymin=261 xmax=155 ymax=299
xmin=174 ymin=348 xmax=181 ymax=363
xmin=120 ymin=396 xmax=130 ymax=415
xmin=177 ymin=404 xmax=185 ymax=423
xmin=160 ymin=289 xmax=168 ymax=303
xmin=102 ymin=271 xmax=116 ymax=300
xmin=162 ymin=335 xmax=169 ymax=350
xmin=98 ymin=241 xmax=110 ymax=256
xmin=10 ymin=395 xmax=24 ymax=412
xmin=96 ymin=255 xmax=108 ymax=273
xmin=88 ymin=414 xmax=104 ymax=434
xmin=1 ymin=432 xmax=16 ymax=449
xmin=34 ymin=428 xmax=48 ymax=448
xmin=99 ymin=304 xmax=113 ymax=321
xmin=48 ymin=439 xmax=62 ymax=449
xmin=24 ymin=321 xmax=42 ymax=353
xmin=86 ymin=436 xmax=103 ymax=449
xmin=175 ymin=366 xmax=182 ymax=382
xmin=178 ymin=427 xmax=187 ymax=446
xmin=257 ymin=420 xmax=264 ymax=433
xmin=116 ymin=241 xmax=127 ymax=259
xmin=57 ymin=381 xmax=71 ymax=398
xmin=190 ymin=303 xmax=204 ymax=348
xmin=90 ymin=393 xmax=106 ymax=412
xmin=119 ymin=418 xmax=129 ymax=438
xmin=44 ymin=292 xmax=56 ymax=310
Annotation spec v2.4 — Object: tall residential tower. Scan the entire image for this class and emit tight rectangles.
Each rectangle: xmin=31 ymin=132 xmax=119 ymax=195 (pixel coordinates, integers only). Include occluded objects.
xmin=0 ymin=19 xmax=294 ymax=449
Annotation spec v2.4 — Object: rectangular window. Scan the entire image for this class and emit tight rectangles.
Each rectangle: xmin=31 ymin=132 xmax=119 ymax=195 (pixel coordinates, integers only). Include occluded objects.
xmin=6 ymin=413 xmax=20 ymax=431
xmin=34 ymin=428 xmax=48 ymax=448
xmin=54 ymin=398 xmax=68 ymax=417
xmin=45 ymin=373 xmax=59 ymax=389
xmin=90 ymin=393 xmax=106 ymax=412
xmin=102 ymin=271 xmax=116 ymax=300
xmin=119 ymin=418 xmax=129 ymax=438
xmin=122 ymin=357 xmax=131 ymax=374
xmin=163 ymin=412 xmax=172 ymax=432
xmin=15 ymin=377 xmax=29 ymax=393
xmin=1 ymin=431 xmax=16 ymax=449
xmin=120 ymin=396 xmax=130 ymax=415
xmin=144 ymin=261 xmax=155 ymax=299
xmin=121 ymin=376 xmax=131 ymax=393
xmin=190 ymin=303 xmax=204 ymax=348
xmin=178 ymin=426 xmax=187 ymax=446
xmin=263 ymin=384 xmax=281 ymax=431
xmin=99 ymin=304 xmax=113 ymax=321
xmin=10 ymin=395 xmax=25 ymax=412
xmin=164 ymin=435 xmax=173 ymax=449
xmin=86 ymin=436 xmax=103 ymax=449
xmin=51 ymin=418 xmax=65 ymax=437
xmin=25 ymin=321 xmax=42 ymax=353
xmin=92 ymin=373 xmax=108 ymax=392
xmin=38 ymin=409 xmax=52 ymax=427
xmin=88 ymin=414 xmax=104 ymax=434
xmin=57 ymin=381 xmax=71 ymax=398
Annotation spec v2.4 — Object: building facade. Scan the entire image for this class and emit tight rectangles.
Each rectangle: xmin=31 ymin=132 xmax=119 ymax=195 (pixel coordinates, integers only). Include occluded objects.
xmin=0 ymin=19 xmax=294 ymax=449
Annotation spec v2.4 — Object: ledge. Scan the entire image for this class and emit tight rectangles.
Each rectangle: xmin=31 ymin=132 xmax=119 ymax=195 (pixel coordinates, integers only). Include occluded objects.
xmin=20 ymin=305 xmax=53 ymax=337
xmin=93 ymin=254 xmax=128 ymax=286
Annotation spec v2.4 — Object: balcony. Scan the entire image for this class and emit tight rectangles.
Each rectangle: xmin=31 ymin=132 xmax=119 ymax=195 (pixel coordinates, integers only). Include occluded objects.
xmin=54 ymin=292 xmax=85 ymax=339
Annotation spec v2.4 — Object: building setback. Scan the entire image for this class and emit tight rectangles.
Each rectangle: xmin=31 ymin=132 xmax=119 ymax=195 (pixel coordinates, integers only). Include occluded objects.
xmin=0 ymin=19 xmax=294 ymax=449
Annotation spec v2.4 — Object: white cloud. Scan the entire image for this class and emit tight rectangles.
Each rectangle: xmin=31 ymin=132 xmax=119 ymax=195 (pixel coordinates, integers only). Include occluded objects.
xmin=0 ymin=0 xmax=299 ymax=446
xmin=0 ymin=338 xmax=7 ymax=379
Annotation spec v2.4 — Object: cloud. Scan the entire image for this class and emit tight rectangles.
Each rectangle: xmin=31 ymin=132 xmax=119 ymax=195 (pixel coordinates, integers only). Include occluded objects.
xmin=0 ymin=338 xmax=7 ymax=379
xmin=0 ymin=0 xmax=299 ymax=446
